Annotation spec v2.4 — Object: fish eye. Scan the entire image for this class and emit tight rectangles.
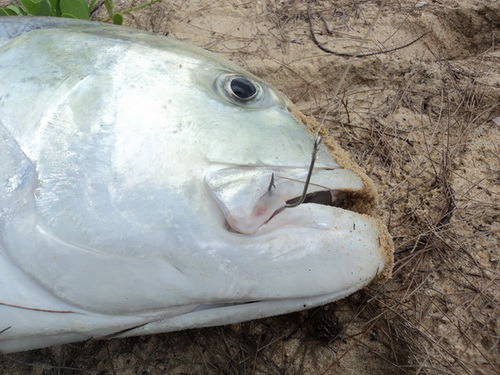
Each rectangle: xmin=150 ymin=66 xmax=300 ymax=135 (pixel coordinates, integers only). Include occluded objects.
xmin=217 ymin=74 xmax=263 ymax=105
xmin=229 ymin=77 xmax=258 ymax=101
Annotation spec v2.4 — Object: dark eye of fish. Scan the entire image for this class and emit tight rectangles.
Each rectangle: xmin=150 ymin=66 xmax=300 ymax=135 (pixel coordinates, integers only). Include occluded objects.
xmin=229 ymin=77 xmax=257 ymax=101
xmin=215 ymin=74 xmax=266 ymax=106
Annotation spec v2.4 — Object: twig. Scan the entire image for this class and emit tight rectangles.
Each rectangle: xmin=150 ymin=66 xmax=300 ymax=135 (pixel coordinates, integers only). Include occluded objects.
xmin=437 ymin=182 xmax=456 ymax=228
xmin=307 ymin=0 xmax=429 ymax=58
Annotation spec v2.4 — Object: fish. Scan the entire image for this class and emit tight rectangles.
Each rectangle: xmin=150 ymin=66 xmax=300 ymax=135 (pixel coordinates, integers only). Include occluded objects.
xmin=0 ymin=17 xmax=393 ymax=353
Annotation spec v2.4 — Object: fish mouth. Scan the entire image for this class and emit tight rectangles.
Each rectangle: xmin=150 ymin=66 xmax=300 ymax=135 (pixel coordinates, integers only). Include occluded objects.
xmin=205 ymin=166 xmax=366 ymax=234
xmin=262 ymin=190 xmax=348 ymax=227
xmin=286 ymin=189 xmax=339 ymax=206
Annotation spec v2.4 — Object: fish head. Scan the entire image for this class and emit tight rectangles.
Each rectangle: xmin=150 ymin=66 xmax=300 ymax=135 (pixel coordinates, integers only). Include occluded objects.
xmin=126 ymin=43 xmax=394 ymax=305
xmin=0 ymin=18 xmax=393 ymax=352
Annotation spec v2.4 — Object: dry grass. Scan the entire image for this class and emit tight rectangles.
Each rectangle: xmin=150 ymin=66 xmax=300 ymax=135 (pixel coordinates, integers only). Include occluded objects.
xmin=1 ymin=0 xmax=499 ymax=374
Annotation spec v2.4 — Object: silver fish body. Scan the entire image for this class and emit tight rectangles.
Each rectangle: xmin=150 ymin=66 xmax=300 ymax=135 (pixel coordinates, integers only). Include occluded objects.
xmin=0 ymin=17 xmax=393 ymax=353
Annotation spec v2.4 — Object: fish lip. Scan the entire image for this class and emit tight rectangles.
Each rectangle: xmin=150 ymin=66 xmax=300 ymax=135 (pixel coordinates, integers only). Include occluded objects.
xmin=206 ymin=166 xmax=366 ymax=235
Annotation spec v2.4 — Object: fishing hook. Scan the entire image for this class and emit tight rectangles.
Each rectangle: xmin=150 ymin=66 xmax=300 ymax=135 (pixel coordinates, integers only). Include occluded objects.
xmin=267 ymin=172 xmax=276 ymax=193
xmin=285 ymin=135 xmax=322 ymax=208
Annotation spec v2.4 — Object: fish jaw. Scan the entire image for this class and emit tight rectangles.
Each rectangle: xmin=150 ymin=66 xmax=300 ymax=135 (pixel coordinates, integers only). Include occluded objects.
xmin=99 ymin=204 xmax=392 ymax=338
xmin=202 ymin=163 xmax=392 ymax=303
xmin=206 ymin=166 xmax=365 ymax=234
xmin=113 ymin=280 xmax=374 ymax=338
xmin=210 ymin=204 xmax=392 ymax=303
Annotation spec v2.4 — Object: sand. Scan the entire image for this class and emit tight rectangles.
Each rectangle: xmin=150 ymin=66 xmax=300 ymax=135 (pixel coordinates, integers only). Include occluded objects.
xmin=0 ymin=0 xmax=498 ymax=374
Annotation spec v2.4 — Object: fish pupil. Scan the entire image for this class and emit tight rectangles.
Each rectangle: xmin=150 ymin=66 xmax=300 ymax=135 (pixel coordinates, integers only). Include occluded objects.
xmin=230 ymin=77 xmax=257 ymax=100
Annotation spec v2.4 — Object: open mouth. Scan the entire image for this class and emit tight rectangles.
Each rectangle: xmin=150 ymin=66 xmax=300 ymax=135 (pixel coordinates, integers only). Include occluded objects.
xmin=206 ymin=166 xmax=366 ymax=234
xmin=263 ymin=190 xmax=350 ymax=226
xmin=286 ymin=189 xmax=348 ymax=207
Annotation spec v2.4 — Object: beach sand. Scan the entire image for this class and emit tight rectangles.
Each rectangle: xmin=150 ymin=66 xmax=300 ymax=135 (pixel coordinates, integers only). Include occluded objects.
xmin=1 ymin=1 xmax=498 ymax=373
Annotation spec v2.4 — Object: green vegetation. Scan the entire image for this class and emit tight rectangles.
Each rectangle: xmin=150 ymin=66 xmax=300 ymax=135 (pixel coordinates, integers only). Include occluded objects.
xmin=0 ymin=0 xmax=162 ymax=25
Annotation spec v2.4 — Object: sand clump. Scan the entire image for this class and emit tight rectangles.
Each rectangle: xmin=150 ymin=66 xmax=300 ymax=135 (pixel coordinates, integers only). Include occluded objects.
xmin=0 ymin=0 xmax=498 ymax=374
